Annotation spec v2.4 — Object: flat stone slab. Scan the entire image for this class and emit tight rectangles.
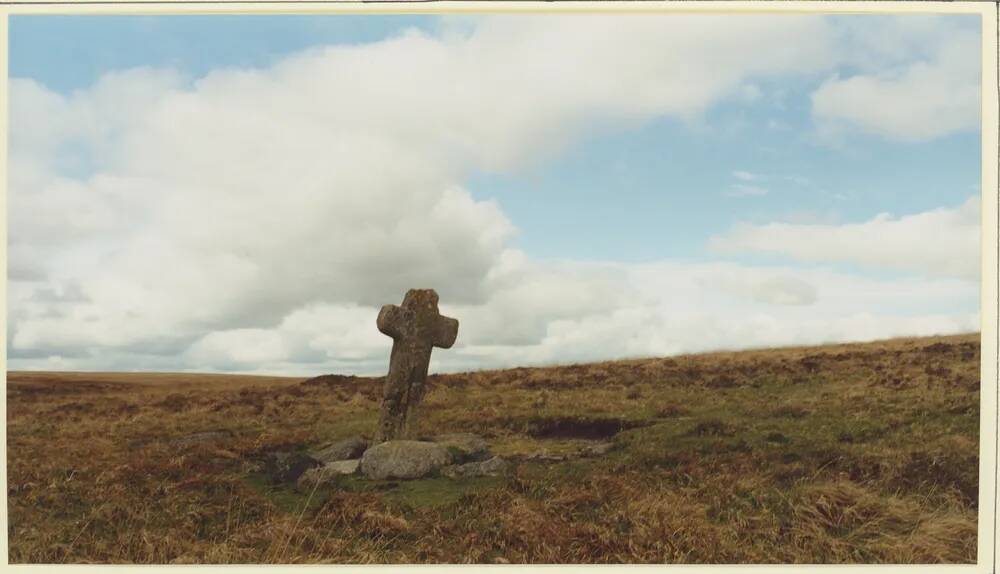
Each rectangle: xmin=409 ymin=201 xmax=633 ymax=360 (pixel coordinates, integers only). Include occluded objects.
xmin=441 ymin=456 xmax=510 ymax=479
xmin=310 ymin=436 xmax=368 ymax=463
xmin=297 ymin=459 xmax=361 ymax=490
xmin=360 ymin=440 xmax=452 ymax=480
xmin=430 ymin=433 xmax=490 ymax=462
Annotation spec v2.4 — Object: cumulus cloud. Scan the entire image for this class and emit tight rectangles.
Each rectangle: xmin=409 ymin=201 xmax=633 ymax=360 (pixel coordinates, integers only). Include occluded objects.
xmin=10 ymin=256 xmax=978 ymax=376
xmin=708 ymin=197 xmax=980 ymax=280
xmin=393 ymin=255 xmax=974 ymax=372
xmin=7 ymin=15 xmax=982 ymax=375
xmin=183 ymin=304 xmax=386 ymax=371
xmin=8 ymin=15 xmax=841 ymax=360
xmin=751 ymin=277 xmax=818 ymax=306
xmin=444 ymin=260 xmax=978 ymax=372
xmin=812 ymin=16 xmax=979 ymax=141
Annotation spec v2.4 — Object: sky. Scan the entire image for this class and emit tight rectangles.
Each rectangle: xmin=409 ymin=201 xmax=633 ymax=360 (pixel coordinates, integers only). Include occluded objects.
xmin=6 ymin=13 xmax=983 ymax=376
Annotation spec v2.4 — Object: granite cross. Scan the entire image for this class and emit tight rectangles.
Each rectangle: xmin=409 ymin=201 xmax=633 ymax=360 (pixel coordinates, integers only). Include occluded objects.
xmin=373 ymin=288 xmax=459 ymax=443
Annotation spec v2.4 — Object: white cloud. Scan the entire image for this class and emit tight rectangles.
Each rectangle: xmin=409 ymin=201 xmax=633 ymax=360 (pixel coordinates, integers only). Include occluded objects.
xmin=183 ymin=303 xmax=387 ymax=371
xmin=708 ymin=196 xmax=980 ymax=280
xmin=187 ymin=329 xmax=290 ymax=366
xmin=9 ymin=15 xmax=843 ymax=361
xmin=812 ymin=18 xmax=979 ymax=142
xmin=12 ymin=257 xmax=976 ymax=376
xmin=6 ymin=15 xmax=982 ymax=375
xmin=751 ymin=276 xmax=818 ymax=306
xmin=446 ymin=259 xmax=977 ymax=372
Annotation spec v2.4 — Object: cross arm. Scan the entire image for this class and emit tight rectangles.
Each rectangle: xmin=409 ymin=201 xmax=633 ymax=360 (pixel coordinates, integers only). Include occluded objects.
xmin=431 ymin=315 xmax=459 ymax=349
xmin=377 ymin=304 xmax=405 ymax=339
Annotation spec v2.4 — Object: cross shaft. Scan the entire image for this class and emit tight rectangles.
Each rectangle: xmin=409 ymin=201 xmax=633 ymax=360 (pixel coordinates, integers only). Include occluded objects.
xmin=373 ymin=288 xmax=458 ymax=443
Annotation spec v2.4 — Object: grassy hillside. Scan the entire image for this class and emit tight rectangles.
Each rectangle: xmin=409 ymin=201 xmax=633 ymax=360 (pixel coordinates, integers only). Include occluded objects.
xmin=6 ymin=333 xmax=981 ymax=563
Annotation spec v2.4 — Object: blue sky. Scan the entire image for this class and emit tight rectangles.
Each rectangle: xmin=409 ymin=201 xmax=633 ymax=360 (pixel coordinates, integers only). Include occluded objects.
xmin=7 ymin=14 xmax=984 ymax=374
xmin=10 ymin=15 xmax=437 ymax=92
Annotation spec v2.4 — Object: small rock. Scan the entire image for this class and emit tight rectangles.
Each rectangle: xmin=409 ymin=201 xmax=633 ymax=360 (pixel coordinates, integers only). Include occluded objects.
xmin=297 ymin=459 xmax=361 ymax=490
xmin=326 ymin=459 xmax=361 ymax=474
xmin=579 ymin=442 xmax=615 ymax=457
xmin=430 ymin=433 xmax=490 ymax=462
xmin=310 ymin=436 xmax=368 ymax=463
xmin=360 ymin=440 xmax=452 ymax=480
xmin=442 ymin=456 xmax=510 ymax=479
xmin=262 ymin=451 xmax=320 ymax=483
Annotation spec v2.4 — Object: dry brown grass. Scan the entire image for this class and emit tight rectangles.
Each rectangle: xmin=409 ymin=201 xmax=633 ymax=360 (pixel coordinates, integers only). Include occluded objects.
xmin=6 ymin=333 xmax=981 ymax=563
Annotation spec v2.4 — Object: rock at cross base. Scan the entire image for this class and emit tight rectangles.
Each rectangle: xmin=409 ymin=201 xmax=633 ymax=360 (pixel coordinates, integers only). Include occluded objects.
xmin=373 ymin=289 xmax=459 ymax=444
xmin=359 ymin=440 xmax=453 ymax=480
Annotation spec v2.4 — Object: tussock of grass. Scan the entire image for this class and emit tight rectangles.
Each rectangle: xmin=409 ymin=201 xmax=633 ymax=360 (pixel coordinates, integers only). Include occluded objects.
xmin=6 ymin=333 xmax=980 ymax=563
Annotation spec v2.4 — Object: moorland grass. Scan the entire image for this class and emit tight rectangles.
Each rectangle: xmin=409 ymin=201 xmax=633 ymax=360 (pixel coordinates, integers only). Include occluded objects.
xmin=6 ymin=333 xmax=981 ymax=563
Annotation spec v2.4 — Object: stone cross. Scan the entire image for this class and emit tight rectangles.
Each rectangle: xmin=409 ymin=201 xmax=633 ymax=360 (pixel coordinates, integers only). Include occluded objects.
xmin=373 ymin=288 xmax=459 ymax=444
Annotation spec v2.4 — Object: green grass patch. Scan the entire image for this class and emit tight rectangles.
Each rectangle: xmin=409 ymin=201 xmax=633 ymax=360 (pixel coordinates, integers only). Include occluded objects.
xmin=383 ymin=475 xmax=507 ymax=511
xmin=242 ymin=473 xmax=330 ymax=514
